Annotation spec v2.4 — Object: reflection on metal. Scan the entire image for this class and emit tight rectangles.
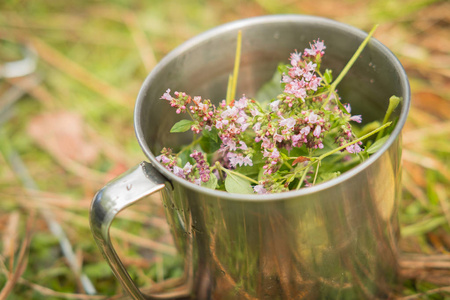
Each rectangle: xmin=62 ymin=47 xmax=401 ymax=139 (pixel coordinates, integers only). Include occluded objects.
xmin=91 ymin=15 xmax=410 ymax=299
xmin=90 ymin=162 xmax=191 ymax=299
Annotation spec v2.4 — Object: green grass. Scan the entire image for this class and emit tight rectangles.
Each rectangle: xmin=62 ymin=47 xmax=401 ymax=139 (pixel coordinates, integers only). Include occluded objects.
xmin=0 ymin=0 xmax=449 ymax=299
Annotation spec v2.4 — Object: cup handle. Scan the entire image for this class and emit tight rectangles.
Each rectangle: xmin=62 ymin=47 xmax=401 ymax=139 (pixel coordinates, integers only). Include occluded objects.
xmin=90 ymin=161 xmax=189 ymax=299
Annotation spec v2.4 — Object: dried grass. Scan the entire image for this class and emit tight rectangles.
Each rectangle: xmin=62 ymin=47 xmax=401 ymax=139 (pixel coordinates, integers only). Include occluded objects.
xmin=0 ymin=0 xmax=449 ymax=298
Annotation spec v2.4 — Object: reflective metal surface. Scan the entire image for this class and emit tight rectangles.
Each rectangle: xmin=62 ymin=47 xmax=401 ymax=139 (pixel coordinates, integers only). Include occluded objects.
xmin=90 ymin=162 xmax=191 ymax=299
xmin=91 ymin=15 xmax=410 ymax=299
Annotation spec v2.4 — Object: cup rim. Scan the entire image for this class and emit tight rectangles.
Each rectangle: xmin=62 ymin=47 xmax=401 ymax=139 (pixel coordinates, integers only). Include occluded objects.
xmin=135 ymin=14 xmax=411 ymax=202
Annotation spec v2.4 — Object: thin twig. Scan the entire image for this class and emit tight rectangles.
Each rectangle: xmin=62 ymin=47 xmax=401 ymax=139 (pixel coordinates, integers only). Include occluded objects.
xmin=0 ymin=211 xmax=35 ymax=300
xmin=29 ymin=37 xmax=134 ymax=107
xmin=436 ymin=184 xmax=450 ymax=227
xmin=0 ymin=139 xmax=97 ymax=295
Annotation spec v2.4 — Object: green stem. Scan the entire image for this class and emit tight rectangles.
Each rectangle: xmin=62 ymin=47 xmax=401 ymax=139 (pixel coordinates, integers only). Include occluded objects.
xmin=216 ymin=162 xmax=259 ymax=184
xmin=214 ymin=161 xmax=225 ymax=182
xmin=312 ymin=160 xmax=321 ymax=186
xmin=376 ymin=95 xmax=401 ymax=140
xmin=283 ymin=160 xmax=292 ymax=170
xmin=322 ymin=24 xmax=378 ymax=108
xmin=318 ymin=121 xmax=391 ymax=161
xmin=296 ymin=164 xmax=311 ymax=190
xmin=225 ymin=74 xmax=233 ymax=105
xmin=179 ymin=136 xmax=201 ymax=154
xmin=226 ymin=30 xmax=242 ymax=105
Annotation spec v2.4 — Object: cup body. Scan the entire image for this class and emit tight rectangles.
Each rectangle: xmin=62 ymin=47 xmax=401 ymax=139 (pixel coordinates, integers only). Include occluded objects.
xmin=133 ymin=15 xmax=410 ymax=299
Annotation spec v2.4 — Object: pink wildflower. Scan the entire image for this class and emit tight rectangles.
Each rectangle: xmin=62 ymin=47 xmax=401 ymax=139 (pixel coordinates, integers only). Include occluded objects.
xmin=239 ymin=141 xmax=248 ymax=150
xmin=173 ymin=166 xmax=185 ymax=179
xmin=273 ymin=133 xmax=284 ymax=143
xmin=251 ymin=108 xmax=260 ymax=117
xmin=344 ymin=103 xmax=351 ymax=113
xmin=290 ymin=51 xmax=301 ymax=67
xmin=308 ymin=112 xmax=319 ymax=124
xmin=350 ymin=115 xmax=362 ymax=123
xmin=253 ymin=122 xmax=261 ymax=131
xmin=313 ymin=125 xmax=322 ymax=137
xmin=235 ymin=96 xmax=249 ymax=109
xmin=346 ymin=144 xmax=362 ymax=154
xmin=161 ymin=89 xmax=173 ymax=101
xmin=254 ymin=185 xmax=268 ymax=194
xmin=190 ymin=150 xmax=210 ymax=182
xmin=301 ymin=126 xmax=311 ymax=136
xmin=270 ymin=100 xmax=281 ymax=112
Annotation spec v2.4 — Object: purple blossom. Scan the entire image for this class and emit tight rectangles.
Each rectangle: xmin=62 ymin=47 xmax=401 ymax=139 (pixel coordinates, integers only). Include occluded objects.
xmin=242 ymin=155 xmax=253 ymax=166
xmin=183 ymin=162 xmax=193 ymax=174
xmin=304 ymin=39 xmax=326 ymax=57
xmin=313 ymin=125 xmax=322 ymax=137
xmin=271 ymin=148 xmax=280 ymax=159
xmin=156 ymin=155 xmax=171 ymax=164
xmin=350 ymin=115 xmax=362 ymax=123
xmin=303 ymin=71 xmax=313 ymax=82
xmin=190 ymin=150 xmax=210 ymax=182
xmin=308 ymin=112 xmax=319 ymax=124
xmin=261 ymin=137 xmax=272 ymax=149
xmin=308 ymin=76 xmax=322 ymax=91
xmin=270 ymin=100 xmax=281 ymax=112
xmin=253 ymin=122 xmax=261 ymax=131
xmin=291 ymin=134 xmax=303 ymax=145
xmin=161 ymin=89 xmax=173 ymax=101
xmin=346 ymin=144 xmax=362 ymax=154
xmin=221 ymin=137 xmax=237 ymax=151
xmin=279 ymin=117 xmax=296 ymax=129
xmin=235 ymin=96 xmax=249 ymax=109
xmin=314 ymin=40 xmax=326 ymax=52
xmin=304 ymin=61 xmax=317 ymax=72
xmin=273 ymin=133 xmax=284 ymax=143
xmin=290 ymin=51 xmax=301 ymax=66
xmin=238 ymin=141 xmax=248 ymax=150
xmin=254 ymin=184 xmax=268 ymax=194
xmin=251 ymin=108 xmax=260 ymax=117
xmin=301 ymin=126 xmax=311 ymax=135
xmin=284 ymin=79 xmax=307 ymax=100
xmin=344 ymin=103 xmax=351 ymax=113
xmin=173 ymin=166 xmax=185 ymax=179
xmin=228 ymin=152 xmax=253 ymax=168
xmin=281 ymin=75 xmax=293 ymax=84
xmin=221 ymin=106 xmax=239 ymax=118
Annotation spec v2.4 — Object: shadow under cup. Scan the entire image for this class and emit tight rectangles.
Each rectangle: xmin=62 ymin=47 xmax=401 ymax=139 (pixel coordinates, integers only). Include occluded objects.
xmin=132 ymin=15 xmax=410 ymax=299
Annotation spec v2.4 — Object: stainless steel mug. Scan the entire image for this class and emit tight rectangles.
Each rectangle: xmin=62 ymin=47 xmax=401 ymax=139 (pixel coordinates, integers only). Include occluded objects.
xmin=90 ymin=15 xmax=410 ymax=299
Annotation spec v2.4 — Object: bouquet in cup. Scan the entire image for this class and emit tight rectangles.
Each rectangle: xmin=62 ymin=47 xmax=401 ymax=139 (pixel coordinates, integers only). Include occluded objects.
xmin=155 ymin=25 xmax=400 ymax=194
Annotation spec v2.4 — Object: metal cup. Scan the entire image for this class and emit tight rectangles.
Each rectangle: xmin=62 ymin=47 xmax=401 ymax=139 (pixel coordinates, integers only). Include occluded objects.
xmin=90 ymin=15 xmax=410 ymax=299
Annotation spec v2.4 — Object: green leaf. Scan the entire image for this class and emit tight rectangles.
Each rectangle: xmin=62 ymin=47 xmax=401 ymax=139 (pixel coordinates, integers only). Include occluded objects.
xmin=199 ymin=133 xmax=221 ymax=153
xmin=355 ymin=120 xmax=381 ymax=137
xmin=202 ymin=127 xmax=219 ymax=142
xmin=366 ymin=135 xmax=389 ymax=154
xmin=324 ymin=69 xmax=333 ymax=85
xmin=319 ymin=171 xmax=341 ymax=183
xmin=201 ymin=173 xmax=218 ymax=189
xmin=170 ymin=120 xmax=194 ymax=133
xmin=255 ymin=63 xmax=284 ymax=104
xmin=337 ymin=99 xmax=349 ymax=114
xmin=225 ymin=172 xmax=254 ymax=194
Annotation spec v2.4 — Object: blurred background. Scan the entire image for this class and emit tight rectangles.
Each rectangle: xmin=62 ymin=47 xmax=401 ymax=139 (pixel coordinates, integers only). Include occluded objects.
xmin=0 ymin=0 xmax=449 ymax=299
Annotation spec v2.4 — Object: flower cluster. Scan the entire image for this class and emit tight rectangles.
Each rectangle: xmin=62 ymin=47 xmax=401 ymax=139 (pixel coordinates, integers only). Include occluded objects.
xmin=161 ymin=89 xmax=216 ymax=134
xmin=190 ymin=150 xmax=210 ymax=183
xmin=155 ymin=37 xmax=382 ymax=195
